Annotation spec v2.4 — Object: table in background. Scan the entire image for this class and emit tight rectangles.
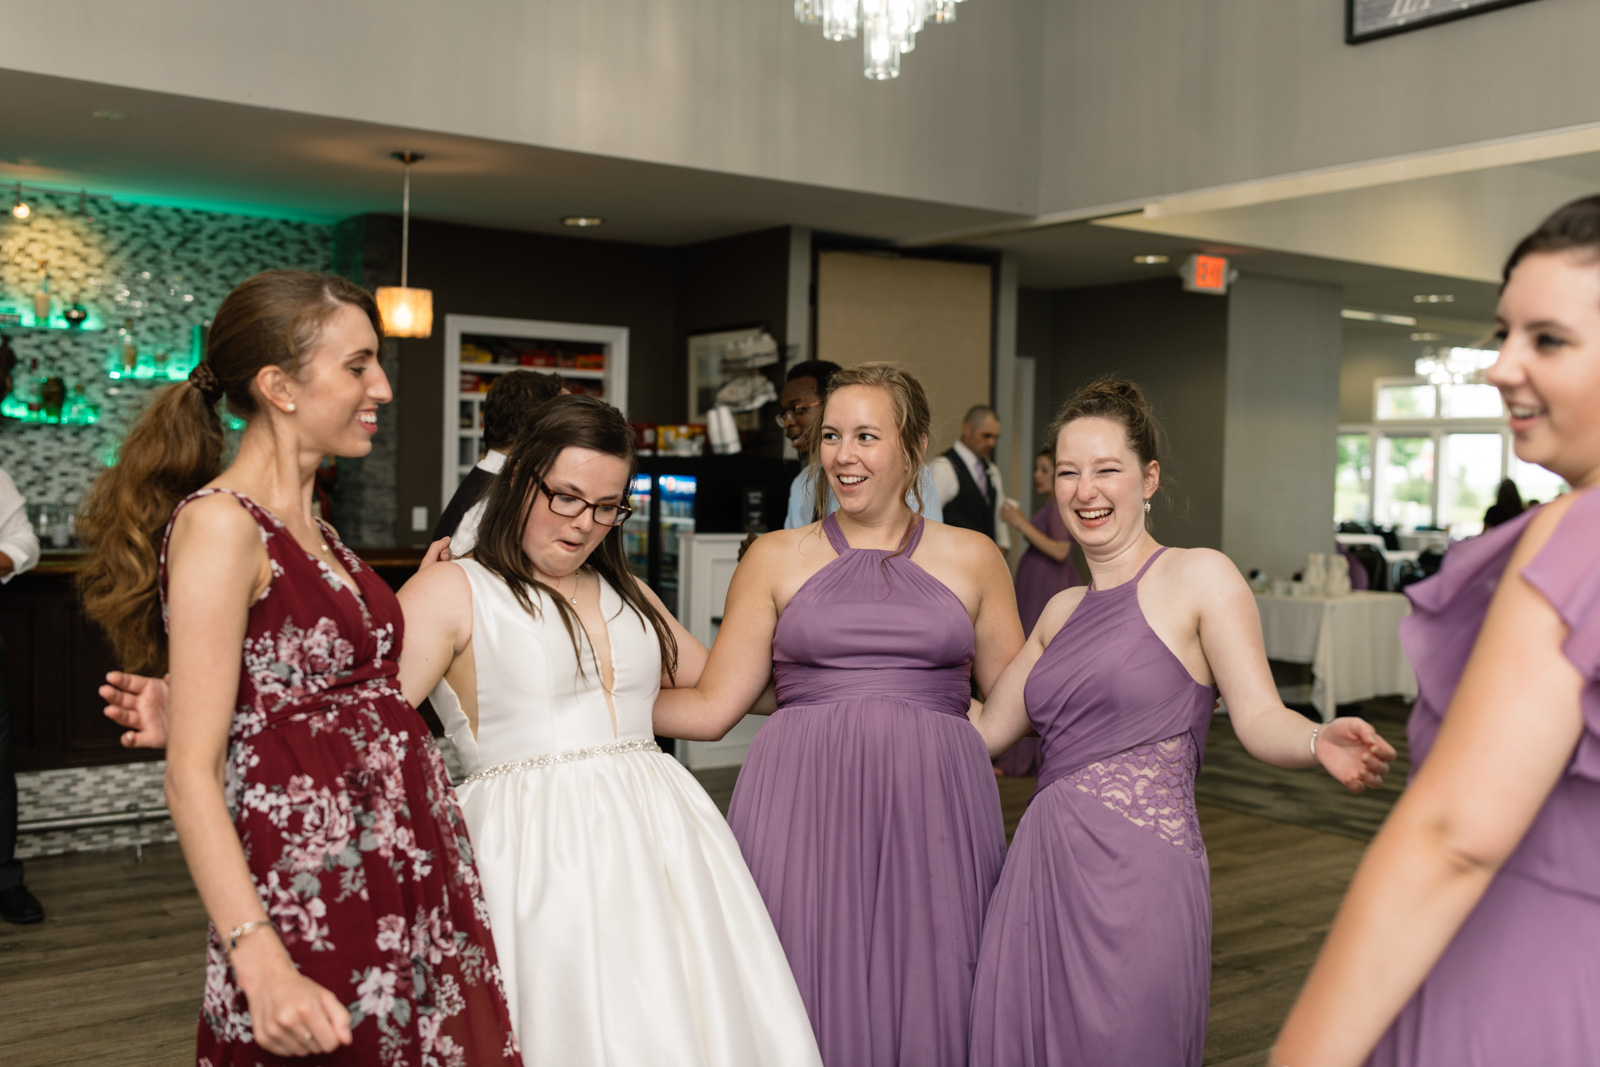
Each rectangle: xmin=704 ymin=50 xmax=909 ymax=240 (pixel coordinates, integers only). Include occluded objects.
xmin=1254 ymin=591 xmax=1417 ymax=722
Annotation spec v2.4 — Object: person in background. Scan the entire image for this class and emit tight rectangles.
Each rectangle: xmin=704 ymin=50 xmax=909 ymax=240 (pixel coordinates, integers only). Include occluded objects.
xmin=1482 ymin=476 xmax=1525 ymax=529
xmin=0 ymin=362 xmax=44 ymax=923
xmin=1272 ymin=196 xmax=1600 ymax=1067
xmin=778 ymin=360 xmax=840 ymax=529
xmin=930 ymin=404 xmax=1008 ymax=550
xmin=992 ymin=444 xmax=1084 ymax=777
xmin=434 ymin=369 xmax=564 ymax=553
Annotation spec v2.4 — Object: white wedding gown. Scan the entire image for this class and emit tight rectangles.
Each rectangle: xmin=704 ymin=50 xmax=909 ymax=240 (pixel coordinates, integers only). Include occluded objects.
xmin=430 ymin=559 xmax=821 ymax=1067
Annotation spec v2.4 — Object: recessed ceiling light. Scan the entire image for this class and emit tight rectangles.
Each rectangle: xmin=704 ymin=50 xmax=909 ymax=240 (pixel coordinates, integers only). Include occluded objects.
xmin=561 ymin=216 xmax=604 ymax=228
xmin=1130 ymin=254 xmax=1170 ymax=265
xmin=1410 ymin=331 xmax=1443 ymax=342
xmin=91 ymin=110 xmax=127 ymax=121
xmin=1340 ymin=308 xmax=1418 ymax=326
xmin=1412 ymin=293 xmax=1455 ymax=303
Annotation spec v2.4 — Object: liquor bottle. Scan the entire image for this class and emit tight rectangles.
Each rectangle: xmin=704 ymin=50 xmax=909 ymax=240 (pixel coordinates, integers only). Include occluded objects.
xmin=32 ymin=264 xmax=51 ymax=325
xmin=40 ymin=356 xmax=65 ymax=421
xmin=121 ymin=318 xmax=138 ymax=374
xmin=24 ymin=357 xmax=42 ymax=415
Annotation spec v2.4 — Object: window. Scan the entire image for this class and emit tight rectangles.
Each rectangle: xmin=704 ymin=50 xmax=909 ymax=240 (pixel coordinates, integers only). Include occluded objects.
xmin=1337 ymin=376 xmax=1568 ymax=539
xmin=1335 ymin=433 xmax=1372 ymax=524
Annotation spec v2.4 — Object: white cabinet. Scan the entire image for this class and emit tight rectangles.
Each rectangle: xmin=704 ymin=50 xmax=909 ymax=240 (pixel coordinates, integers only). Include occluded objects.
xmin=675 ymin=533 xmax=765 ymax=770
xmin=441 ymin=314 xmax=629 ymax=509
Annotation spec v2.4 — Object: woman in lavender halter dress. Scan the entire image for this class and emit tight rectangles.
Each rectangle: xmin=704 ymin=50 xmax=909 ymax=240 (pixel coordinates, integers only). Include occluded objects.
xmin=968 ymin=380 xmax=1392 ymax=1066
xmin=1275 ymin=197 xmax=1600 ymax=1066
xmin=656 ymin=363 xmax=1021 ymax=1066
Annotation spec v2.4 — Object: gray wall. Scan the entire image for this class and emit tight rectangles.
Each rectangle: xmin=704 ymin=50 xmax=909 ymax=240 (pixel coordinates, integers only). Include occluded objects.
xmin=1340 ymin=322 xmax=1432 ymax=423
xmin=1050 ymin=279 xmax=1232 ymax=553
xmin=1221 ymin=275 xmax=1344 ymax=579
xmin=1038 ymin=0 xmax=1600 ymax=212
xmin=4 ymin=0 xmax=1045 ymax=215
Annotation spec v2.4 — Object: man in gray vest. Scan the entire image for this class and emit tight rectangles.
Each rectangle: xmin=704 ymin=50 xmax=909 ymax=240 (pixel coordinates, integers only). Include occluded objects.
xmin=930 ymin=404 xmax=1009 ymax=550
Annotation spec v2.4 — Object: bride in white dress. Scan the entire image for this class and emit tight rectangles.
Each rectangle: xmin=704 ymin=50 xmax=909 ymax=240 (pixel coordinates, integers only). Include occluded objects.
xmin=398 ymin=395 xmax=820 ymax=1066
xmin=105 ymin=395 xmax=820 ymax=1066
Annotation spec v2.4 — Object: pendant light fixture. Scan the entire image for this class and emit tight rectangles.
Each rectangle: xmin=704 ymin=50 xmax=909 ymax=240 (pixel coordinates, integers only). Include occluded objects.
xmin=375 ymin=151 xmax=433 ymax=339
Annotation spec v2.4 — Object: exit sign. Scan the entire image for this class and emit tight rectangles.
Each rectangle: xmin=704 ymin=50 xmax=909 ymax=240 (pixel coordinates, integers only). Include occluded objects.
xmin=1181 ymin=254 xmax=1230 ymax=295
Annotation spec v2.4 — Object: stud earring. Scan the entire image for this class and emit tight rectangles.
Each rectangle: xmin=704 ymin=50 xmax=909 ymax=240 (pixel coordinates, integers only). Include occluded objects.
xmin=286 ymin=402 xmax=296 ymax=413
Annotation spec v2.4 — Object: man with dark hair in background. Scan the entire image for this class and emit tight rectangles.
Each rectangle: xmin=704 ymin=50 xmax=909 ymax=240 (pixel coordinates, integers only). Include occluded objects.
xmin=929 ymin=403 xmax=1008 ymax=549
xmin=434 ymin=369 xmax=564 ymax=553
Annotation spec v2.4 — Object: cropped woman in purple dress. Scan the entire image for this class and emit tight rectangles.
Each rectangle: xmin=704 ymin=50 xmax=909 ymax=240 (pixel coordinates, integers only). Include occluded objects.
xmin=966 ymin=379 xmax=1393 ymax=1067
xmin=1274 ymin=197 xmax=1600 ymax=1067
xmin=655 ymin=362 xmax=1022 ymax=1067
xmin=994 ymin=446 xmax=1083 ymax=777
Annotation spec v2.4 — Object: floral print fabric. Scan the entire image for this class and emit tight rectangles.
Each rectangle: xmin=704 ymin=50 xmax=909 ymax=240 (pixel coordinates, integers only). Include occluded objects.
xmin=162 ymin=489 xmax=521 ymax=1067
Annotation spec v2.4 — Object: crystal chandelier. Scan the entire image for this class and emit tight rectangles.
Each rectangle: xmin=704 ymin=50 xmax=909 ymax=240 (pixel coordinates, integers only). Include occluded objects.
xmin=795 ymin=0 xmax=969 ymax=80
xmin=1414 ymin=346 xmax=1497 ymax=385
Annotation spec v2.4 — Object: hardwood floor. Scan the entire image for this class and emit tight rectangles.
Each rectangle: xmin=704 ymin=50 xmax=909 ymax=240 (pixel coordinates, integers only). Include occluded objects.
xmin=1 ymin=720 xmax=1397 ymax=1065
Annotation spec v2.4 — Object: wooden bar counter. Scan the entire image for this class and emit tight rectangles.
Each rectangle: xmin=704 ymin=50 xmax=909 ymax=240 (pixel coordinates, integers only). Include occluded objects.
xmin=1 ymin=547 xmax=429 ymax=772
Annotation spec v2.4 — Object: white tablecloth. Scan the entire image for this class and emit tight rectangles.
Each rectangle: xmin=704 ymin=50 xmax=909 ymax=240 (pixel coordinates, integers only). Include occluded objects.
xmin=1254 ymin=591 xmax=1418 ymax=721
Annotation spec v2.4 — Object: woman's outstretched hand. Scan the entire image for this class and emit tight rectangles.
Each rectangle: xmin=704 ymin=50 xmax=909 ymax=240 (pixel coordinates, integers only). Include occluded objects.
xmin=1316 ymin=716 xmax=1397 ymax=794
xmin=100 ymin=671 xmax=171 ymax=749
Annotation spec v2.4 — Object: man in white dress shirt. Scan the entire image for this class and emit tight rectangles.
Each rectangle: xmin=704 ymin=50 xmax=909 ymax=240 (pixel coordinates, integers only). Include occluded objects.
xmin=929 ymin=404 xmax=1008 ymax=550
xmin=0 ymin=445 xmax=43 ymax=922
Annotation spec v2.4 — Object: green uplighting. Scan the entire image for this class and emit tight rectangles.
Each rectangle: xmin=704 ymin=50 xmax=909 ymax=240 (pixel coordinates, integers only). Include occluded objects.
xmin=0 ymin=392 xmax=99 ymax=425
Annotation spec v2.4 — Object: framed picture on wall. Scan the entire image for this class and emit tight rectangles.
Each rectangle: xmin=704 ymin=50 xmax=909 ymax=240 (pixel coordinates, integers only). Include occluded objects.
xmin=1347 ymin=0 xmax=1542 ymax=43
xmin=686 ymin=325 xmax=765 ymax=423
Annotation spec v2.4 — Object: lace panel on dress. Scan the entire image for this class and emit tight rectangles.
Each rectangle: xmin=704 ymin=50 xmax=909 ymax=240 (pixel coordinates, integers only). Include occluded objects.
xmin=1066 ymin=733 xmax=1203 ymax=856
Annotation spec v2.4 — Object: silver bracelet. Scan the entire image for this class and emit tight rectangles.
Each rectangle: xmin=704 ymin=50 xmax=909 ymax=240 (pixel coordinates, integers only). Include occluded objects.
xmin=226 ymin=918 xmax=278 ymax=956
xmin=1308 ymin=725 xmax=1321 ymax=761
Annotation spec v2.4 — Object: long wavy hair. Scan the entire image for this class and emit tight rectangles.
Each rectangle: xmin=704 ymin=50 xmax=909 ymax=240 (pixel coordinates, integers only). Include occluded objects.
xmin=75 ymin=270 xmax=382 ymax=671
xmin=801 ymin=361 xmax=931 ymax=556
xmin=470 ymin=394 xmax=679 ymax=681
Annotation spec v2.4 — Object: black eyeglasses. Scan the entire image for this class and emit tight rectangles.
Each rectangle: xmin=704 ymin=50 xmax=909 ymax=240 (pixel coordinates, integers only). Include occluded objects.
xmin=538 ymin=481 xmax=634 ymax=527
xmin=774 ymin=399 xmax=822 ymax=428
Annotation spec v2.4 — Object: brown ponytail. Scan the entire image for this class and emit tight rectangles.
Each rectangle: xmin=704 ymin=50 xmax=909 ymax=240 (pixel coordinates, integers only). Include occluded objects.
xmin=76 ymin=270 xmax=382 ymax=671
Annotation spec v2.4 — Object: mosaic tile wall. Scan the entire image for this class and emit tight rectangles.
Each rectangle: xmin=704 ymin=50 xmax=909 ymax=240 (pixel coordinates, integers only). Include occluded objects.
xmin=0 ymin=191 xmax=331 ymax=513
xmin=15 ymin=760 xmax=173 ymax=859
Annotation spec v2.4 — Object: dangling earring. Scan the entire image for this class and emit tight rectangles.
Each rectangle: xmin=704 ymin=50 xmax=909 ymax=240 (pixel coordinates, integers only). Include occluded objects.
xmin=1143 ymin=499 xmax=1152 ymax=513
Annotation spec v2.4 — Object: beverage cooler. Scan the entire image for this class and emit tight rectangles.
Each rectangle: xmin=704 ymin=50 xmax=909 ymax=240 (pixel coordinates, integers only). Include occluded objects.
xmin=622 ymin=455 xmax=792 ymax=618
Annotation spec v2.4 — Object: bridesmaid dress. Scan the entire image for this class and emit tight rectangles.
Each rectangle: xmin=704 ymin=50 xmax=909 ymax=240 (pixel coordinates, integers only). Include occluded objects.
xmin=1368 ymin=488 xmax=1600 ymax=1066
xmin=995 ymin=503 xmax=1083 ymax=777
xmin=162 ymin=490 xmax=521 ymax=1067
xmin=726 ymin=514 xmax=1006 ymax=1067
xmin=969 ymin=547 xmax=1217 ymax=1067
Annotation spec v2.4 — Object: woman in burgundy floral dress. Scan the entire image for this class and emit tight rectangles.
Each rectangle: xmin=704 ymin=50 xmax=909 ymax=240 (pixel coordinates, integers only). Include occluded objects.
xmin=77 ymin=271 xmax=521 ymax=1065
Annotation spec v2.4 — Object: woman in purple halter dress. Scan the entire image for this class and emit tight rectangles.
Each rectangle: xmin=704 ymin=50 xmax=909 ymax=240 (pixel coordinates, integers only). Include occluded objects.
xmin=655 ymin=363 xmax=1022 ymax=1066
xmin=994 ymin=445 xmax=1084 ymax=777
xmin=967 ymin=379 xmax=1393 ymax=1067
xmin=1275 ymin=198 xmax=1600 ymax=1067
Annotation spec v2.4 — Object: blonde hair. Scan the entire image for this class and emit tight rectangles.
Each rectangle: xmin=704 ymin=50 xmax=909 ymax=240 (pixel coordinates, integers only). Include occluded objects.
xmin=802 ymin=361 xmax=931 ymax=540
